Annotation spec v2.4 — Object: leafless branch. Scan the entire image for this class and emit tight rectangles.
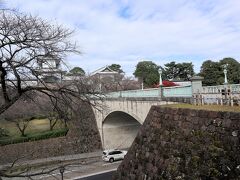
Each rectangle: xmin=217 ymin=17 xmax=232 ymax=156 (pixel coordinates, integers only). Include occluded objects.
xmin=0 ymin=9 xmax=83 ymax=115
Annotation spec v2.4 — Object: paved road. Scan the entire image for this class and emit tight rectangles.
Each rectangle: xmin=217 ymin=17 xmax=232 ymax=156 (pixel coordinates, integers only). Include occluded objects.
xmin=2 ymin=159 xmax=120 ymax=180
xmin=76 ymin=170 xmax=116 ymax=180
xmin=36 ymin=161 xmax=120 ymax=180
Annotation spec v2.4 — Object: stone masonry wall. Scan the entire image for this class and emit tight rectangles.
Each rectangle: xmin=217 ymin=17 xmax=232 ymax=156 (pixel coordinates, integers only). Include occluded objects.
xmin=0 ymin=104 xmax=102 ymax=164
xmin=114 ymin=106 xmax=240 ymax=179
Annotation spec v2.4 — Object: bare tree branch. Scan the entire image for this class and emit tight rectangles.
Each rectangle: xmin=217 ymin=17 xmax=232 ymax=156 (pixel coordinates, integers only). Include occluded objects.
xmin=0 ymin=9 xmax=83 ymax=115
xmin=0 ymin=9 xmax=105 ymax=180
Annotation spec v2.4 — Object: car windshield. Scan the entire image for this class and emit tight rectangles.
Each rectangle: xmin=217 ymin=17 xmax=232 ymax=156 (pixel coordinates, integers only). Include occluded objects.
xmin=103 ymin=152 xmax=107 ymax=155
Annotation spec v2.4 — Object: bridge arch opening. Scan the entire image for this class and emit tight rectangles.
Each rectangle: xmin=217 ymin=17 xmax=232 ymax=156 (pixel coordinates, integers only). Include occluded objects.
xmin=102 ymin=111 xmax=141 ymax=149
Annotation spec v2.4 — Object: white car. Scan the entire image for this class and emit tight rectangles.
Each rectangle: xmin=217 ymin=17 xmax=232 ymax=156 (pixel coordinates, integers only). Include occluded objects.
xmin=102 ymin=149 xmax=127 ymax=163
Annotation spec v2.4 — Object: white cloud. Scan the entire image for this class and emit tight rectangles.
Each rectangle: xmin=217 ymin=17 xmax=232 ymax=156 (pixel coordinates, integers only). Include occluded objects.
xmin=4 ymin=0 xmax=240 ymax=75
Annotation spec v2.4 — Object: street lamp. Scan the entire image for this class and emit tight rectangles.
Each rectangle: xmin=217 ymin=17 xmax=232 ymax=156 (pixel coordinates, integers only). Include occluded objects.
xmin=223 ymin=64 xmax=228 ymax=85
xmin=158 ymin=68 xmax=163 ymax=86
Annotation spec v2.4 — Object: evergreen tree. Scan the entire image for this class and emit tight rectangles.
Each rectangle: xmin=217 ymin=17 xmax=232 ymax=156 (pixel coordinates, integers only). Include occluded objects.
xmin=134 ymin=61 xmax=160 ymax=88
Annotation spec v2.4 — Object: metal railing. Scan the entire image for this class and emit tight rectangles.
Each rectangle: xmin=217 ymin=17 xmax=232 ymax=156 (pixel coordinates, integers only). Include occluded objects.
xmin=202 ymin=84 xmax=240 ymax=94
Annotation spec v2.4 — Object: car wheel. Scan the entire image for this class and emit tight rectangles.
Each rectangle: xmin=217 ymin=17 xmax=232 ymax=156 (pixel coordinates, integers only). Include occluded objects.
xmin=109 ymin=158 xmax=114 ymax=163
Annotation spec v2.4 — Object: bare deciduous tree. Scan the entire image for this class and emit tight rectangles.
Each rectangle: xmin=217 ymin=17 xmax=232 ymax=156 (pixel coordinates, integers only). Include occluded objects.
xmin=2 ymin=94 xmax=41 ymax=136
xmin=0 ymin=9 xmax=102 ymax=179
xmin=40 ymin=94 xmax=72 ymax=130
xmin=0 ymin=9 xmax=82 ymax=115
xmin=14 ymin=118 xmax=33 ymax=137
xmin=118 ymin=76 xmax=140 ymax=91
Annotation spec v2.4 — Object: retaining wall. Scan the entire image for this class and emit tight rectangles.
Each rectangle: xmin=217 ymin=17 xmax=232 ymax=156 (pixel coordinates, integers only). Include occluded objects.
xmin=0 ymin=104 xmax=102 ymax=164
xmin=114 ymin=106 xmax=240 ymax=179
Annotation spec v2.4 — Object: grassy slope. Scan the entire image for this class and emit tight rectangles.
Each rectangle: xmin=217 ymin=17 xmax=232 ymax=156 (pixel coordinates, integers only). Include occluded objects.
xmin=0 ymin=118 xmax=65 ymax=137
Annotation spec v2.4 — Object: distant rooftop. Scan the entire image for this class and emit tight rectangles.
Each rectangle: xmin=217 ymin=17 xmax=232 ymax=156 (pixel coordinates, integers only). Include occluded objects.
xmin=89 ymin=65 xmax=118 ymax=76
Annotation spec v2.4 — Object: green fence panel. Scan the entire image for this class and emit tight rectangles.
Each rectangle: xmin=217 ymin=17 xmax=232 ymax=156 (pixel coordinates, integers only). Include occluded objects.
xmin=163 ymin=85 xmax=192 ymax=97
xmin=106 ymin=86 xmax=192 ymax=98
xmin=106 ymin=88 xmax=161 ymax=98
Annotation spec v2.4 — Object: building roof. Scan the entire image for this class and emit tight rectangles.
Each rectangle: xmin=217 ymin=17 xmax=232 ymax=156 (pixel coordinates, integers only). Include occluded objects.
xmin=89 ymin=65 xmax=118 ymax=76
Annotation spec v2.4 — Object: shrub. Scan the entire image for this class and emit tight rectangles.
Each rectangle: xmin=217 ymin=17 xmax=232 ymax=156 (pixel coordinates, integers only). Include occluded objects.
xmin=0 ymin=128 xmax=9 ymax=137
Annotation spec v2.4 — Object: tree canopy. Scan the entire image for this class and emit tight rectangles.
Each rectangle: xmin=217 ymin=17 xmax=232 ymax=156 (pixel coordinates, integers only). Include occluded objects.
xmin=199 ymin=58 xmax=240 ymax=85
xmin=108 ymin=64 xmax=124 ymax=73
xmin=164 ymin=61 xmax=194 ymax=80
xmin=133 ymin=61 xmax=160 ymax=88
xmin=219 ymin=58 xmax=240 ymax=84
xmin=133 ymin=60 xmax=195 ymax=88
xmin=69 ymin=67 xmax=85 ymax=76
xmin=199 ymin=60 xmax=221 ymax=86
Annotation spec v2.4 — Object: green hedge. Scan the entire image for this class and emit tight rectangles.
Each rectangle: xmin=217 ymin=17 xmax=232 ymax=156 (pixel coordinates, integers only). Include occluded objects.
xmin=0 ymin=128 xmax=68 ymax=146
xmin=0 ymin=128 xmax=9 ymax=137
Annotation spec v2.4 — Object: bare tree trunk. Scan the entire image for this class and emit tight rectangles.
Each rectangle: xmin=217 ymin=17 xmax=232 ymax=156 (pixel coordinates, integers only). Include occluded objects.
xmin=49 ymin=118 xmax=58 ymax=131
xmin=64 ymin=119 xmax=68 ymax=129
xmin=15 ymin=121 xmax=28 ymax=137
xmin=0 ymin=61 xmax=10 ymax=103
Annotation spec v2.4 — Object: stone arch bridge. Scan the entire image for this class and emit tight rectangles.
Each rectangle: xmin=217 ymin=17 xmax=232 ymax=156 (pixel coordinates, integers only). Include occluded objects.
xmin=91 ymin=78 xmax=205 ymax=149
xmin=92 ymin=97 xmax=173 ymax=149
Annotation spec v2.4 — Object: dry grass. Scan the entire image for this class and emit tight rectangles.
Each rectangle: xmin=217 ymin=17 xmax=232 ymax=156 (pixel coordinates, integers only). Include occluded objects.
xmin=0 ymin=118 xmax=65 ymax=137
xmin=162 ymin=104 xmax=240 ymax=112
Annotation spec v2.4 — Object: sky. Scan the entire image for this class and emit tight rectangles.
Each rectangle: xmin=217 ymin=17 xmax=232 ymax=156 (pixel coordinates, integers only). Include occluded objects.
xmin=3 ymin=0 xmax=240 ymax=76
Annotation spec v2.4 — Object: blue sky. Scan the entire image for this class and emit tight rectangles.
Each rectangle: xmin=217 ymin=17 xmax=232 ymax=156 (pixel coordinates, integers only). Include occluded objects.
xmin=4 ymin=0 xmax=240 ymax=76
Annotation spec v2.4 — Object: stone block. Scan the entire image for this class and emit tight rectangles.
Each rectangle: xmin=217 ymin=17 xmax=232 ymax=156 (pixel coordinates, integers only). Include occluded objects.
xmin=230 ymin=112 xmax=240 ymax=120
xmin=198 ymin=109 xmax=208 ymax=118
xmin=113 ymin=106 xmax=240 ymax=180
xmin=208 ymin=111 xmax=219 ymax=119
xmin=189 ymin=109 xmax=198 ymax=117
xmin=222 ymin=118 xmax=232 ymax=128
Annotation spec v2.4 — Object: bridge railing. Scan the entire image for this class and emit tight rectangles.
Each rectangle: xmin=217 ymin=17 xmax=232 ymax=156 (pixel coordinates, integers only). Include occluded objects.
xmin=163 ymin=85 xmax=192 ymax=97
xmin=106 ymin=85 xmax=193 ymax=98
xmin=106 ymin=88 xmax=161 ymax=98
xmin=202 ymin=84 xmax=240 ymax=94
xmin=105 ymin=82 xmax=240 ymax=106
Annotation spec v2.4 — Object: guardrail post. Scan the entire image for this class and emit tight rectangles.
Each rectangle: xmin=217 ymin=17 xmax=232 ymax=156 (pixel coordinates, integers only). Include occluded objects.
xmin=191 ymin=76 xmax=204 ymax=104
xmin=191 ymin=76 xmax=204 ymax=94
xmin=159 ymin=85 xmax=163 ymax=99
